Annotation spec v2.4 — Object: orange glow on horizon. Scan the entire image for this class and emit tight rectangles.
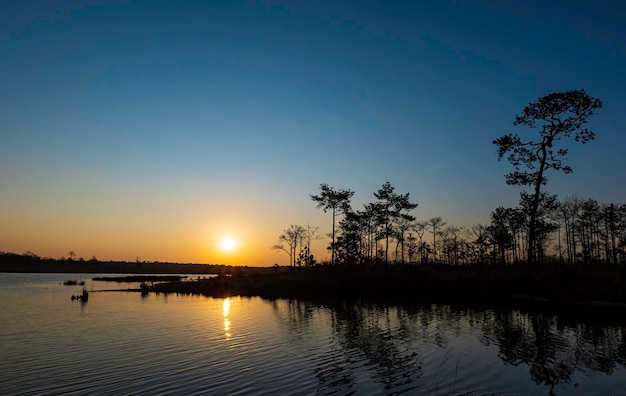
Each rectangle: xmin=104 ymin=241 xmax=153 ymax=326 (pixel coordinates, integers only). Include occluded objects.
xmin=0 ymin=202 xmax=331 ymax=266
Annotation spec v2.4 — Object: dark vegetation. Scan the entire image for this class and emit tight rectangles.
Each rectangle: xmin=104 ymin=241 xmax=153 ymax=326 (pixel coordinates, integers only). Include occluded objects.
xmin=257 ymin=90 xmax=625 ymax=306
xmin=273 ymin=90 xmax=616 ymax=270
xmin=3 ymin=90 xmax=625 ymax=307
xmin=0 ymin=252 xmax=237 ymax=275
xmin=3 ymin=250 xmax=626 ymax=305
xmin=139 ymin=265 xmax=626 ymax=308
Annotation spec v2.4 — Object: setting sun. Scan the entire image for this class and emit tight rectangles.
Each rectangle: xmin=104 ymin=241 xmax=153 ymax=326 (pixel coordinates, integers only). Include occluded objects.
xmin=220 ymin=237 xmax=237 ymax=252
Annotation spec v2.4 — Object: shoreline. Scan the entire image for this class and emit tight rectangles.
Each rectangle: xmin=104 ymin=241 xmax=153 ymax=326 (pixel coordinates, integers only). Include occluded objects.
xmin=133 ymin=265 xmax=626 ymax=310
xmin=3 ymin=258 xmax=626 ymax=310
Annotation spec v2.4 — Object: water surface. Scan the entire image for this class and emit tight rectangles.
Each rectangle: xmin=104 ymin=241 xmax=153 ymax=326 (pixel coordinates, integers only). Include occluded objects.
xmin=1 ymin=273 xmax=625 ymax=395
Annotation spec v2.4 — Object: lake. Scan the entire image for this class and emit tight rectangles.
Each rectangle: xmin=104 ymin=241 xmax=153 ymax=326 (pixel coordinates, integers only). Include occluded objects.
xmin=1 ymin=272 xmax=625 ymax=395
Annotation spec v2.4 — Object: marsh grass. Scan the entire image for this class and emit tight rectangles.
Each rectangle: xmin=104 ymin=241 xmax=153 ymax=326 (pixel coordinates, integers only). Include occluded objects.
xmin=5 ymin=252 xmax=625 ymax=307
xmin=139 ymin=265 xmax=626 ymax=308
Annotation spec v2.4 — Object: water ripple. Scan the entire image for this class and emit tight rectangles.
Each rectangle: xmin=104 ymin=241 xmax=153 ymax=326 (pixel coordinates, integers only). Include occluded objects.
xmin=2 ymin=275 xmax=626 ymax=395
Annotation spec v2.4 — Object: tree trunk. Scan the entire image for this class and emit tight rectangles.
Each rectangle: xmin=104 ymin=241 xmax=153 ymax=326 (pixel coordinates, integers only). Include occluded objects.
xmin=331 ymin=206 xmax=336 ymax=266
xmin=528 ymin=138 xmax=549 ymax=271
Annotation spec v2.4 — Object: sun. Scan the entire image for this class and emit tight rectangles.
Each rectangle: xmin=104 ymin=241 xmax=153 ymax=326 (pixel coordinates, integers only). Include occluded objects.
xmin=220 ymin=237 xmax=237 ymax=252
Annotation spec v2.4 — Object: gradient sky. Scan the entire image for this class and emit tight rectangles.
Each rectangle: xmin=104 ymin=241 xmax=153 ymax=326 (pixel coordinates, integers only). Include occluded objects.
xmin=1 ymin=0 xmax=625 ymax=265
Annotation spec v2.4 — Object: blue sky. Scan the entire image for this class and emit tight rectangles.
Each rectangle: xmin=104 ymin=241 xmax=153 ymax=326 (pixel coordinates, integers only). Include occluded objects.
xmin=1 ymin=0 xmax=624 ymax=264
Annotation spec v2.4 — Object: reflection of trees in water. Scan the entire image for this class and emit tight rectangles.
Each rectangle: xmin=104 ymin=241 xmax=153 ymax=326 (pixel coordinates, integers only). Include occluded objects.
xmin=270 ymin=299 xmax=317 ymax=335
xmin=271 ymin=299 xmax=626 ymax=395
xmin=481 ymin=308 xmax=626 ymax=394
xmin=576 ymin=322 xmax=626 ymax=374
xmin=329 ymin=300 xmax=422 ymax=394
xmin=271 ymin=299 xmax=357 ymax=394
xmin=528 ymin=314 xmax=574 ymax=395
xmin=271 ymin=299 xmax=425 ymax=394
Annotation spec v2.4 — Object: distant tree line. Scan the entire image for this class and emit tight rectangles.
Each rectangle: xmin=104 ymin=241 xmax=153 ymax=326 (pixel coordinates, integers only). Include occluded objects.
xmin=0 ymin=252 xmax=234 ymax=274
xmin=272 ymin=89 xmax=620 ymax=269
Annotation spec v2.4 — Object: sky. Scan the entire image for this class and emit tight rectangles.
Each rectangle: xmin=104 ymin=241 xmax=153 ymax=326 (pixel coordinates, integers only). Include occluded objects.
xmin=1 ymin=0 xmax=625 ymax=266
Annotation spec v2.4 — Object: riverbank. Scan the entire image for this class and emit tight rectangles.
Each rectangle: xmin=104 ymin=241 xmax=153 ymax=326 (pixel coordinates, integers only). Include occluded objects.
xmin=3 ymin=252 xmax=626 ymax=307
xmin=140 ymin=265 xmax=626 ymax=307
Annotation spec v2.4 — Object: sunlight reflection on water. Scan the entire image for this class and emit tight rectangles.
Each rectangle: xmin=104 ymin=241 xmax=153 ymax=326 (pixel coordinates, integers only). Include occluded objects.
xmin=223 ymin=297 xmax=231 ymax=339
xmin=1 ymin=273 xmax=626 ymax=395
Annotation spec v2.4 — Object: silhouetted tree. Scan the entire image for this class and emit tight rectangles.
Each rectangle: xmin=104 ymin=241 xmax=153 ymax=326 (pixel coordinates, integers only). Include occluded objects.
xmin=360 ymin=203 xmax=379 ymax=263
xmin=413 ymin=220 xmax=428 ymax=264
xmin=304 ymin=224 xmax=323 ymax=258
xmin=428 ymin=217 xmax=446 ymax=262
xmin=556 ymin=195 xmax=583 ymax=265
xmin=271 ymin=243 xmax=291 ymax=265
xmin=507 ymin=207 xmax=527 ymax=264
xmin=25 ymin=251 xmax=40 ymax=259
xmin=395 ymin=214 xmax=416 ymax=264
xmin=311 ymin=184 xmax=354 ymax=266
xmin=334 ymin=211 xmax=363 ymax=266
xmin=272 ymin=225 xmax=306 ymax=267
xmin=493 ymin=89 xmax=602 ymax=269
xmin=441 ymin=224 xmax=464 ymax=265
xmin=489 ymin=207 xmax=515 ymax=267
xmin=296 ymin=246 xmax=316 ymax=267
xmin=406 ymin=232 xmax=418 ymax=264
xmin=578 ymin=198 xmax=602 ymax=263
xmin=373 ymin=182 xmax=418 ymax=265
xmin=469 ymin=224 xmax=490 ymax=265
xmin=518 ymin=191 xmax=559 ymax=263
xmin=601 ymin=203 xmax=624 ymax=265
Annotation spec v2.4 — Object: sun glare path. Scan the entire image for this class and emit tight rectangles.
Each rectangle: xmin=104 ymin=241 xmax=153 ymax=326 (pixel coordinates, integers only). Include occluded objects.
xmin=223 ymin=298 xmax=231 ymax=339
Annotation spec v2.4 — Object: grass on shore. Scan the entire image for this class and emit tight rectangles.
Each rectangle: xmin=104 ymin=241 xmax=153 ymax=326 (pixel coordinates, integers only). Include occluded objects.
xmin=141 ymin=264 xmax=626 ymax=306
xmin=2 ymin=252 xmax=625 ymax=306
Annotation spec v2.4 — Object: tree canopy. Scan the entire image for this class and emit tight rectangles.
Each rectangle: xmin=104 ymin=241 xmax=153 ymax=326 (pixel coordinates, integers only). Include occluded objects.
xmin=493 ymin=89 xmax=602 ymax=268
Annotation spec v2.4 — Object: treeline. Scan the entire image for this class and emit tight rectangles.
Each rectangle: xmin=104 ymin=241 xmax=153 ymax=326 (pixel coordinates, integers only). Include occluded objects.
xmin=273 ymin=185 xmax=625 ymax=269
xmin=0 ymin=252 xmax=233 ymax=274
xmin=483 ymin=193 xmax=626 ymax=267
xmin=274 ymin=90 xmax=621 ymax=269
